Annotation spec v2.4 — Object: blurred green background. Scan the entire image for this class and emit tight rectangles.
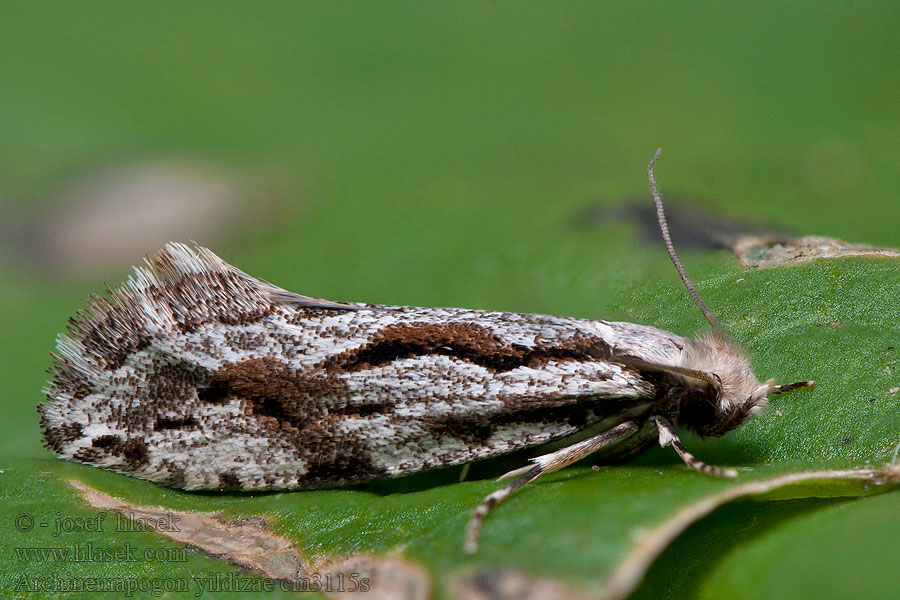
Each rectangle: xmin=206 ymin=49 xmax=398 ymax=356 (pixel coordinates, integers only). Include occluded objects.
xmin=2 ymin=5 xmax=900 ymax=598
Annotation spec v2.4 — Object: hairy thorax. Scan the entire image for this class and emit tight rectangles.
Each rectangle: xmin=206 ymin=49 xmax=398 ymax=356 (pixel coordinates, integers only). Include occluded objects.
xmin=676 ymin=330 xmax=774 ymax=438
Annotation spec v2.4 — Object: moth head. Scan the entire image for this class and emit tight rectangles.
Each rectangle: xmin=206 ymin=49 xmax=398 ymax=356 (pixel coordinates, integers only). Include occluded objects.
xmin=677 ymin=330 xmax=811 ymax=437
xmin=647 ymin=149 xmax=813 ymax=437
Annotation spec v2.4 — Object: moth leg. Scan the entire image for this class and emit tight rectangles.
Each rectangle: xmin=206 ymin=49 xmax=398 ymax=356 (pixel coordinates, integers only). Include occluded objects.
xmin=494 ymin=463 xmax=532 ymax=482
xmin=464 ymin=420 xmax=639 ymax=554
xmin=653 ymin=415 xmax=738 ymax=479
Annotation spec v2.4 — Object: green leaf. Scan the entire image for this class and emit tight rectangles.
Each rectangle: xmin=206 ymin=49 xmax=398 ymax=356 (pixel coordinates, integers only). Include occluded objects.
xmin=634 ymin=488 xmax=900 ymax=600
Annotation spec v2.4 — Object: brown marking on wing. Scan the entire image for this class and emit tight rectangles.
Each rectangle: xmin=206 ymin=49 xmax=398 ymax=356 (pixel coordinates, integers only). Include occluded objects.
xmin=71 ymin=434 xmax=149 ymax=468
xmin=198 ymin=357 xmax=392 ymax=427
xmin=322 ymin=322 xmax=608 ymax=373
xmin=40 ymin=421 xmax=85 ymax=453
xmin=122 ymin=438 xmax=149 ymax=466
xmin=217 ymin=471 xmax=241 ymax=490
xmin=157 ymin=458 xmax=188 ymax=488
xmin=197 ymin=357 xmax=390 ymax=484
xmin=154 ymin=416 xmax=199 ymax=430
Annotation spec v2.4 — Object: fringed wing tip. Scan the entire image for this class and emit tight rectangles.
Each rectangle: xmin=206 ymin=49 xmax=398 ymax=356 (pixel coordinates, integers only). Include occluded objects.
xmin=133 ymin=242 xmax=357 ymax=310
xmin=42 ymin=242 xmax=357 ymax=409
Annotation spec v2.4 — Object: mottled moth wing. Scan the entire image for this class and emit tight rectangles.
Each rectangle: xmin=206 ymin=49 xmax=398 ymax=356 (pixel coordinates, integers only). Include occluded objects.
xmin=40 ymin=243 xmax=684 ymax=491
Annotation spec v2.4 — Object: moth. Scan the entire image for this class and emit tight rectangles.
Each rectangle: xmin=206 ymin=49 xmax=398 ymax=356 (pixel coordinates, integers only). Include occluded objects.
xmin=39 ymin=150 xmax=812 ymax=554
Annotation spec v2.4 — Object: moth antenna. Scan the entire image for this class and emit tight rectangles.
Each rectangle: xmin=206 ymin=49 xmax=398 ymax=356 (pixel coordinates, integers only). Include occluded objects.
xmin=648 ymin=148 xmax=722 ymax=331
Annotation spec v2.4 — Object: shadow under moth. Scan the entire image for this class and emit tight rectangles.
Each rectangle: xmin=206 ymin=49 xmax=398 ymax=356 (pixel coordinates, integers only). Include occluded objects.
xmin=39 ymin=150 xmax=813 ymax=554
